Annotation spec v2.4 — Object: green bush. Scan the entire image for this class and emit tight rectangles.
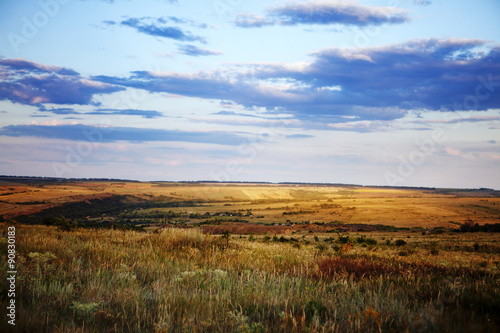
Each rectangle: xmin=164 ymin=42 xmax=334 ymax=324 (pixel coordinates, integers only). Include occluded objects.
xmin=338 ymin=235 xmax=351 ymax=244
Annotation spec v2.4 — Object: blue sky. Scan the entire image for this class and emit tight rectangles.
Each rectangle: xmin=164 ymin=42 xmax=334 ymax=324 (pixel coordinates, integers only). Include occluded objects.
xmin=0 ymin=0 xmax=499 ymax=188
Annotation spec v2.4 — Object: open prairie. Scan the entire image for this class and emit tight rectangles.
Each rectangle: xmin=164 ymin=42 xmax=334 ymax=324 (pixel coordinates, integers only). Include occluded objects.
xmin=1 ymin=177 xmax=500 ymax=332
xmin=1 ymin=177 xmax=500 ymax=228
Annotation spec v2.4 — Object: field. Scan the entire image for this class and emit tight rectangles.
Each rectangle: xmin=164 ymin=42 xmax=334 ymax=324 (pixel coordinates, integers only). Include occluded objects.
xmin=1 ymin=177 xmax=500 ymax=332
xmin=2 ymin=177 xmax=500 ymax=229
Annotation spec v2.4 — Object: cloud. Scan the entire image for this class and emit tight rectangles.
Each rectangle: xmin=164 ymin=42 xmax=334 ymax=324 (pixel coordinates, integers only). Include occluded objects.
xmin=285 ymin=134 xmax=314 ymax=139
xmin=0 ymin=58 xmax=124 ymax=105
xmin=414 ymin=0 xmax=432 ymax=6
xmin=213 ymin=110 xmax=264 ymax=118
xmin=235 ymin=0 xmax=410 ymax=28
xmin=88 ymin=108 xmax=164 ymax=119
xmin=0 ymin=123 xmax=247 ymax=145
xmin=213 ymin=110 xmax=294 ymax=120
xmin=0 ymin=58 xmax=79 ymax=76
xmin=413 ymin=115 xmax=500 ymax=125
xmin=107 ymin=17 xmax=206 ymax=43
xmin=177 ymin=44 xmax=223 ymax=57
xmin=93 ymin=38 xmax=500 ymax=122
xmin=35 ymin=105 xmax=164 ymax=118
xmin=327 ymin=120 xmax=400 ymax=132
xmin=37 ymin=105 xmax=80 ymax=115
xmin=165 ymin=16 xmax=213 ymax=29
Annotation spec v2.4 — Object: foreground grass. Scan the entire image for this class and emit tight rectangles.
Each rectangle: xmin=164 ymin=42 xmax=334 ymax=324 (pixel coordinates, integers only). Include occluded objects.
xmin=1 ymin=224 xmax=499 ymax=332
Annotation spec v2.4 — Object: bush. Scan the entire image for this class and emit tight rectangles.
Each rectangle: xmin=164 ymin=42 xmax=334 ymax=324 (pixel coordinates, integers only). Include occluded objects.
xmin=338 ymin=235 xmax=351 ymax=244
xmin=394 ymin=239 xmax=407 ymax=246
xmin=44 ymin=216 xmax=77 ymax=231
xmin=356 ymin=236 xmax=366 ymax=243
xmin=279 ymin=236 xmax=289 ymax=243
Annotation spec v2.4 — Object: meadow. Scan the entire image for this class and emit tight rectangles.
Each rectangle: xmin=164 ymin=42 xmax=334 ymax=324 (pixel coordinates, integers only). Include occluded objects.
xmin=1 ymin=177 xmax=499 ymax=332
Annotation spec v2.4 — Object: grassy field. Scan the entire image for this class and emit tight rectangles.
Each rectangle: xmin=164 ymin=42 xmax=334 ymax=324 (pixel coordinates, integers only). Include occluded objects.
xmin=1 ymin=178 xmax=500 ymax=228
xmin=1 ymin=178 xmax=499 ymax=332
xmin=1 ymin=225 xmax=499 ymax=332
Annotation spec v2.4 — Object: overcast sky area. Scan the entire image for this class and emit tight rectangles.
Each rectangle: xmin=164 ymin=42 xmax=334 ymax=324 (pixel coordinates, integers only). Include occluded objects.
xmin=0 ymin=0 xmax=499 ymax=188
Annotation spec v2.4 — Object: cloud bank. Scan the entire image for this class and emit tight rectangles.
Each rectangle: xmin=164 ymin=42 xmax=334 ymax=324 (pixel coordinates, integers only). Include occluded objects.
xmin=0 ymin=58 xmax=124 ymax=105
xmin=93 ymin=38 xmax=500 ymax=121
xmin=0 ymin=123 xmax=247 ymax=145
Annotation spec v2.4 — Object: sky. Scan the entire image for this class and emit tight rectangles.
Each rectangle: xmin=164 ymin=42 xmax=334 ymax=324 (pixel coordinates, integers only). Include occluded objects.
xmin=0 ymin=0 xmax=499 ymax=189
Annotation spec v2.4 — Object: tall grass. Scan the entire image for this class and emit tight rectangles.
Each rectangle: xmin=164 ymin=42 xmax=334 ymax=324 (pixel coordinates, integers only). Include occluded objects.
xmin=0 ymin=224 xmax=499 ymax=332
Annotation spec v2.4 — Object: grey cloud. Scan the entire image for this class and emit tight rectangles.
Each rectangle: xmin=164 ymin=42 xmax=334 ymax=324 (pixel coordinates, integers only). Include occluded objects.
xmin=0 ymin=123 xmax=247 ymax=145
xmin=235 ymin=0 xmax=410 ymax=28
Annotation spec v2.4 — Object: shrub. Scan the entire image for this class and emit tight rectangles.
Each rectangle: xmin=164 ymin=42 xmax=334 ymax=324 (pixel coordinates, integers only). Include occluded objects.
xmin=279 ymin=236 xmax=289 ymax=243
xmin=394 ymin=239 xmax=407 ymax=246
xmin=356 ymin=236 xmax=366 ymax=243
xmin=338 ymin=235 xmax=351 ymax=244
xmin=44 ymin=216 xmax=77 ymax=231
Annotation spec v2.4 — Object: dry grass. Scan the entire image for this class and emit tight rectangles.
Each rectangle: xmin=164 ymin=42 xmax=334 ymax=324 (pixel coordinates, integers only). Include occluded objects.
xmin=1 ymin=222 xmax=499 ymax=332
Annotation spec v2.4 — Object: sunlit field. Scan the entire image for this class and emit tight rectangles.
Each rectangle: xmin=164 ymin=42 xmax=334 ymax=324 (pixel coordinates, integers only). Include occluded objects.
xmin=1 ymin=178 xmax=499 ymax=332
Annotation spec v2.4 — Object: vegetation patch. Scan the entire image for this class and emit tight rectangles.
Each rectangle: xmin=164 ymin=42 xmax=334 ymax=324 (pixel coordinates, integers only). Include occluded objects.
xmin=316 ymin=257 xmax=398 ymax=279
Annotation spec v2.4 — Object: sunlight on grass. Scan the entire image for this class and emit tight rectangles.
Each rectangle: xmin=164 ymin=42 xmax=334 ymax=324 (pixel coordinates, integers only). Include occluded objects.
xmin=1 ymin=223 xmax=499 ymax=332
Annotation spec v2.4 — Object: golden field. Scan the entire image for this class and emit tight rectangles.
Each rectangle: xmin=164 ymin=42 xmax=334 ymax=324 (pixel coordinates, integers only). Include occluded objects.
xmin=1 ymin=177 xmax=499 ymax=332
xmin=1 ymin=178 xmax=499 ymax=228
